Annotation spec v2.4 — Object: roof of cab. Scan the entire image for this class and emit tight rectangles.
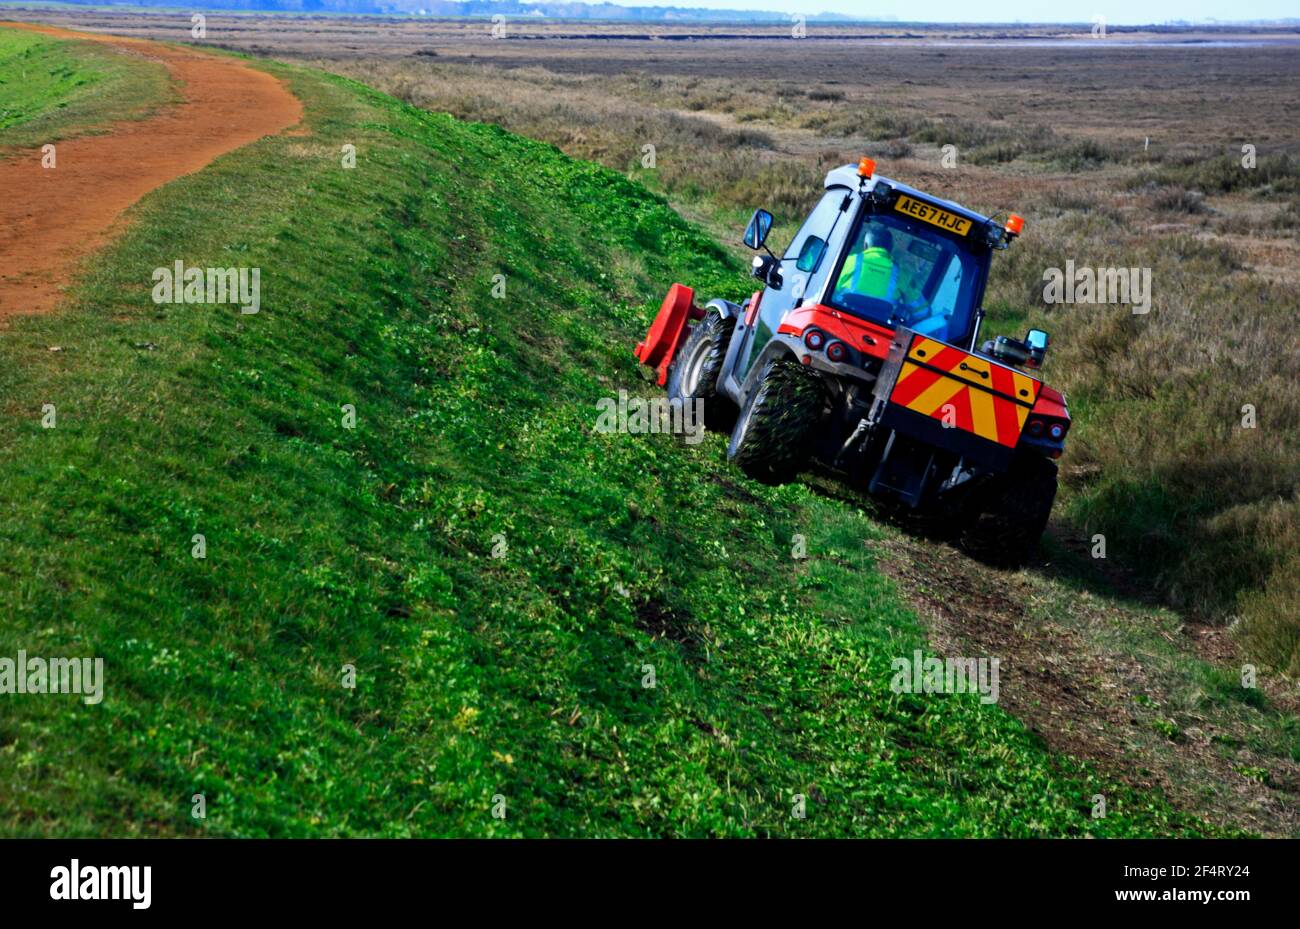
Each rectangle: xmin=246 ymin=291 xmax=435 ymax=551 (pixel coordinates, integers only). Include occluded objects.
xmin=824 ymin=163 xmax=992 ymax=227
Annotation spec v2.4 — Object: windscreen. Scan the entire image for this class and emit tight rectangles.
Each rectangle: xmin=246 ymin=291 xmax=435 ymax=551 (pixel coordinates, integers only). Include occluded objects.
xmin=828 ymin=210 xmax=985 ymax=345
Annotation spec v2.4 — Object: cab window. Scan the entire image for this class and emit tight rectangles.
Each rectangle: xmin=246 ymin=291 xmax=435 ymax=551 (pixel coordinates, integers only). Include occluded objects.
xmin=829 ymin=211 xmax=983 ymax=344
xmin=783 ymin=190 xmax=850 ymax=263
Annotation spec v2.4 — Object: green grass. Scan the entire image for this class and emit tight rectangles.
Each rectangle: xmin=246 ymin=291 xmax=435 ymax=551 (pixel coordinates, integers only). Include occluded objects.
xmin=0 ymin=49 xmax=1228 ymax=837
xmin=0 ymin=26 xmax=171 ymax=152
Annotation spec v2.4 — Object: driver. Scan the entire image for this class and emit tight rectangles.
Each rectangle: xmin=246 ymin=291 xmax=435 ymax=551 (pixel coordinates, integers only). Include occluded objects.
xmin=836 ymin=226 xmax=899 ymax=302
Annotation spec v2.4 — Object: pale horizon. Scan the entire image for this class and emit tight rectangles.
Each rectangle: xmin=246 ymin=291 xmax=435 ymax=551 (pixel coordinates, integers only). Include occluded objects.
xmin=627 ymin=0 xmax=1299 ymax=24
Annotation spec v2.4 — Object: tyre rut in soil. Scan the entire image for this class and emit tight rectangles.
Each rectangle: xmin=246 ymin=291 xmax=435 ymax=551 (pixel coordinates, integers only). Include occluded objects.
xmin=727 ymin=356 xmax=825 ymax=485
xmin=666 ymin=309 xmax=736 ymax=432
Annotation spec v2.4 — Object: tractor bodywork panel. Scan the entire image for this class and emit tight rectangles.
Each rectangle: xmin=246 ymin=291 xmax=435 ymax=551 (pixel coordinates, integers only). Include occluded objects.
xmin=871 ymin=330 xmax=1041 ymax=472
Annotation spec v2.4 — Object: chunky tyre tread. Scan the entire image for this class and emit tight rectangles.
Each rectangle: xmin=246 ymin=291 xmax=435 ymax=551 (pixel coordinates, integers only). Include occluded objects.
xmin=728 ymin=357 xmax=824 ymax=485
xmin=666 ymin=310 xmax=737 ymax=432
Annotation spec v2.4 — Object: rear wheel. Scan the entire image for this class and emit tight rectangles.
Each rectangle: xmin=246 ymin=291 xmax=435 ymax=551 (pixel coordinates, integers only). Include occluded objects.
xmin=959 ymin=454 xmax=1058 ymax=568
xmin=727 ymin=356 xmax=824 ymax=485
xmin=666 ymin=309 xmax=736 ymax=432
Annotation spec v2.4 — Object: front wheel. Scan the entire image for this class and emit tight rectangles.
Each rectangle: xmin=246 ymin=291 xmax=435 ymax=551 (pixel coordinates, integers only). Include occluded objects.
xmin=959 ymin=454 xmax=1058 ymax=568
xmin=666 ymin=309 xmax=736 ymax=432
xmin=727 ymin=356 xmax=824 ymax=485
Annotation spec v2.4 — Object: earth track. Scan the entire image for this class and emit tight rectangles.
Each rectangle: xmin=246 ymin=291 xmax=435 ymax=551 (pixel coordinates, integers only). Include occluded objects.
xmin=0 ymin=22 xmax=302 ymax=321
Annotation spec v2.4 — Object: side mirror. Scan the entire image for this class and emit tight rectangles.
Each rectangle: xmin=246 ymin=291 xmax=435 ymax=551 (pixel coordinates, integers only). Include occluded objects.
xmin=743 ymin=208 xmax=773 ymax=250
xmin=795 ymin=236 xmax=827 ymax=273
xmin=1025 ymin=328 xmax=1049 ymax=367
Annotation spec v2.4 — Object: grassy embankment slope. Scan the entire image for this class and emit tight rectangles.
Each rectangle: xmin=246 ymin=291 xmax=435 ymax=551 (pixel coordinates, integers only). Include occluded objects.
xmin=329 ymin=55 xmax=1299 ymax=674
xmin=0 ymin=25 xmax=172 ymax=152
xmin=0 ymin=36 xmax=1223 ymax=836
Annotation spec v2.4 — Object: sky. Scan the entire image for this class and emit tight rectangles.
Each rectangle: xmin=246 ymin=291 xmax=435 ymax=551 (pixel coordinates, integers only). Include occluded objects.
xmin=665 ymin=1 xmax=1298 ymax=23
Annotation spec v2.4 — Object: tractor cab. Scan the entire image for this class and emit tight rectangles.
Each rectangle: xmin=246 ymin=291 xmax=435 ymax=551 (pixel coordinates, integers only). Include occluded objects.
xmin=741 ymin=159 xmax=1027 ymax=371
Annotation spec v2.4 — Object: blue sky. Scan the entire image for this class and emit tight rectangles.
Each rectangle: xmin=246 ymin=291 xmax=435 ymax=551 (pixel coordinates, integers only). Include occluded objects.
xmin=665 ymin=1 xmax=1296 ymax=23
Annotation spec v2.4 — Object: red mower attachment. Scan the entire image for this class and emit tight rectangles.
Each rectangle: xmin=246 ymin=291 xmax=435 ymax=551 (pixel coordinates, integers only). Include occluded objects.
xmin=634 ymin=283 xmax=705 ymax=386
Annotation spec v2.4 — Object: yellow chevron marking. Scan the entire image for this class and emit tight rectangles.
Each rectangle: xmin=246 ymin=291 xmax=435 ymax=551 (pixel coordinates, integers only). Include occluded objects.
xmin=1011 ymin=370 xmax=1040 ymax=404
xmin=953 ymin=354 xmax=991 ymax=380
xmin=968 ymin=384 xmax=998 ymax=442
xmin=896 ymin=360 xmax=926 ymax=386
xmin=906 ymin=337 xmax=945 ymax=364
xmin=906 ymin=372 xmax=966 ymax=417
xmin=899 ymin=335 xmax=1042 ymax=448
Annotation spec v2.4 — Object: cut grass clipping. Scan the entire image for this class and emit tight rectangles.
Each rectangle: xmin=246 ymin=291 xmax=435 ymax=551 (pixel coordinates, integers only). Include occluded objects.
xmin=0 ymin=47 xmax=1228 ymax=836
xmin=0 ymin=25 xmax=172 ymax=153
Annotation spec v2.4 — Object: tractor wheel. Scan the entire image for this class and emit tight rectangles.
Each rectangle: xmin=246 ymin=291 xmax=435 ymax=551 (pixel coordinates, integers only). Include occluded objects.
xmin=959 ymin=454 xmax=1058 ymax=568
xmin=727 ymin=356 xmax=824 ymax=485
xmin=666 ymin=309 xmax=737 ymax=432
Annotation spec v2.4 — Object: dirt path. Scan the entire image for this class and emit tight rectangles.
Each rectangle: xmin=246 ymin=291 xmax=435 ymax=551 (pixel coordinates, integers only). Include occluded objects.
xmin=870 ymin=527 xmax=1300 ymax=837
xmin=0 ymin=22 xmax=302 ymax=321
